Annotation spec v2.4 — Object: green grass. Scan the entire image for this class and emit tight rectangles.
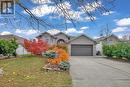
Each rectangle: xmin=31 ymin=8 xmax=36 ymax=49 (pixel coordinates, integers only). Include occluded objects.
xmin=0 ymin=57 xmax=72 ymax=87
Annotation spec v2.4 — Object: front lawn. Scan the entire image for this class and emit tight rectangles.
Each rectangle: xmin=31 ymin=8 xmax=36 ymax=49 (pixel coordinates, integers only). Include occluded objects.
xmin=0 ymin=56 xmax=72 ymax=87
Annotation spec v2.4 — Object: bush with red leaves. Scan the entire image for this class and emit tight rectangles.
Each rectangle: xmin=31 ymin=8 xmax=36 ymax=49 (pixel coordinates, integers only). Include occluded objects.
xmin=24 ymin=39 xmax=48 ymax=55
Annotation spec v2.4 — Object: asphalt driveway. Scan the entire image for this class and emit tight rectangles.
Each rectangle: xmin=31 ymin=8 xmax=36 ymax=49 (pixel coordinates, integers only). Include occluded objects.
xmin=70 ymin=56 xmax=130 ymax=87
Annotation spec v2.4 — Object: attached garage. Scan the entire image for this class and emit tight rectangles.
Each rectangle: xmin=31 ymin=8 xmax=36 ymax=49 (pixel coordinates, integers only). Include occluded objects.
xmin=71 ymin=45 xmax=93 ymax=56
xmin=68 ymin=35 xmax=96 ymax=56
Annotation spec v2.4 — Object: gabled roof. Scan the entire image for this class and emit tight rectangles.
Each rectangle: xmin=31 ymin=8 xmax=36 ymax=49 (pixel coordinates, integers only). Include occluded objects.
xmin=68 ymin=34 xmax=97 ymax=44
xmin=36 ymin=32 xmax=57 ymax=39
xmin=0 ymin=34 xmax=25 ymax=44
xmin=54 ymin=32 xmax=71 ymax=38
xmin=0 ymin=34 xmax=24 ymax=39
xmin=96 ymin=34 xmax=120 ymax=42
xmin=37 ymin=31 xmax=71 ymax=39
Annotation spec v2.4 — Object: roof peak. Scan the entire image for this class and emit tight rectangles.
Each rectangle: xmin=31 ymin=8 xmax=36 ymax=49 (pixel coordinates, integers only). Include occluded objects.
xmin=0 ymin=34 xmax=24 ymax=38
xmin=68 ymin=34 xmax=96 ymax=44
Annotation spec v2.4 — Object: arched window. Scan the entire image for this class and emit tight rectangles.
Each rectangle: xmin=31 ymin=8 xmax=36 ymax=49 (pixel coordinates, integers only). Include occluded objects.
xmin=57 ymin=39 xmax=65 ymax=44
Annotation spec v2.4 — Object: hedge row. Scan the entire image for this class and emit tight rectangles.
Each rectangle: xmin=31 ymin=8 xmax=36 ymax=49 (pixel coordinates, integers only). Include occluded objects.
xmin=0 ymin=39 xmax=18 ymax=57
xmin=103 ymin=43 xmax=130 ymax=60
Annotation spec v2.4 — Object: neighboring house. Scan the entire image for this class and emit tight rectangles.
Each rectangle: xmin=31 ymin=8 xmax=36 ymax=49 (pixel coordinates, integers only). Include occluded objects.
xmin=95 ymin=34 xmax=120 ymax=55
xmin=96 ymin=34 xmax=120 ymax=44
xmin=122 ymin=34 xmax=130 ymax=44
xmin=120 ymin=39 xmax=130 ymax=44
xmin=36 ymin=32 xmax=97 ymax=56
xmin=0 ymin=34 xmax=24 ymax=44
xmin=68 ymin=35 xmax=97 ymax=56
xmin=0 ymin=34 xmax=28 ymax=55
xmin=16 ymin=45 xmax=29 ymax=55
xmin=122 ymin=34 xmax=130 ymax=41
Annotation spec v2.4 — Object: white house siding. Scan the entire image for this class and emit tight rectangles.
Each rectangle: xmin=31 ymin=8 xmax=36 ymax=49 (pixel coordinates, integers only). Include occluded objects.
xmin=102 ymin=36 xmax=119 ymax=45
xmin=16 ymin=45 xmax=29 ymax=55
xmin=68 ymin=36 xmax=96 ymax=56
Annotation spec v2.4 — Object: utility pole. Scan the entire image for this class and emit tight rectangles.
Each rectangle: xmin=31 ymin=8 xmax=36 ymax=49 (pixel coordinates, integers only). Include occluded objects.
xmin=106 ymin=24 xmax=111 ymax=37
xmin=100 ymin=24 xmax=111 ymax=37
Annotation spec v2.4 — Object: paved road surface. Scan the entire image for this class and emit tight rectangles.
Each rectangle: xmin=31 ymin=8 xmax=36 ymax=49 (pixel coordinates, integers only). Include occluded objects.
xmin=70 ymin=56 xmax=130 ymax=87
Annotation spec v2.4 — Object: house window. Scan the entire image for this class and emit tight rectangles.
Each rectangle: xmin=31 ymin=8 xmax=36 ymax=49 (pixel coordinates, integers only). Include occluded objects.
xmin=1 ymin=0 xmax=14 ymax=14
xmin=57 ymin=39 xmax=65 ymax=44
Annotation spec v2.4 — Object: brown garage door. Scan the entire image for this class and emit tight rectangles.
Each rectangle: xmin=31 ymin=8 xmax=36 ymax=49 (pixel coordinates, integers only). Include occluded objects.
xmin=71 ymin=44 xmax=93 ymax=56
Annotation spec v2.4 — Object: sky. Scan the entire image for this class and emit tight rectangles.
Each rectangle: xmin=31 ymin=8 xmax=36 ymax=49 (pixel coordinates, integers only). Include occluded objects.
xmin=0 ymin=0 xmax=130 ymax=39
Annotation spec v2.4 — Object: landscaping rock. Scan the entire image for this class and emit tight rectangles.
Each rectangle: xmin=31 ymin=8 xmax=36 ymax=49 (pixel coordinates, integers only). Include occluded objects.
xmin=0 ymin=68 xmax=4 ymax=77
xmin=0 ymin=54 xmax=3 ymax=57
xmin=43 ymin=63 xmax=60 ymax=71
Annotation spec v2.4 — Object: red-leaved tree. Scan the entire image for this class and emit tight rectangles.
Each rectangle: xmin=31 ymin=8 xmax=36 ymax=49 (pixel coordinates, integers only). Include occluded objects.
xmin=24 ymin=39 xmax=48 ymax=55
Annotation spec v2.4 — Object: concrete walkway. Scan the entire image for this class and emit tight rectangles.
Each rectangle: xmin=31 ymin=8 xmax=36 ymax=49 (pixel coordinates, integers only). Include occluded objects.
xmin=70 ymin=56 xmax=130 ymax=87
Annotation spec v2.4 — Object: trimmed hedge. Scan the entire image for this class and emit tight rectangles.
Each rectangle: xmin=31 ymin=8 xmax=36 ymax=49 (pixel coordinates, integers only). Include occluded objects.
xmin=103 ymin=43 xmax=130 ymax=60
